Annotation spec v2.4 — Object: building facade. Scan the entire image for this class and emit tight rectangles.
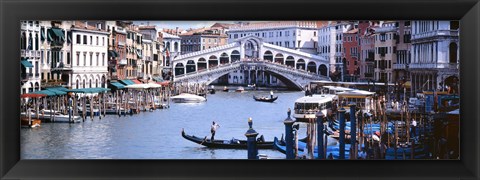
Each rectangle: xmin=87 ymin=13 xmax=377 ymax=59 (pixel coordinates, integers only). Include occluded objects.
xmin=228 ymin=21 xmax=321 ymax=54
xmin=373 ymin=21 xmax=397 ymax=83
xmin=358 ymin=21 xmax=376 ymax=81
xmin=20 ymin=21 xmax=42 ymax=94
xmin=409 ymin=21 xmax=459 ymax=95
xmin=180 ymin=27 xmax=228 ymax=54
xmin=69 ymin=21 xmax=109 ymax=89
xmin=318 ymin=21 xmax=355 ymax=81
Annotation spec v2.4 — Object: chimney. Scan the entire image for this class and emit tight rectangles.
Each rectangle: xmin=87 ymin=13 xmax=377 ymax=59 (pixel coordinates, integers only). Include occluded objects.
xmin=176 ymin=27 xmax=179 ymax=35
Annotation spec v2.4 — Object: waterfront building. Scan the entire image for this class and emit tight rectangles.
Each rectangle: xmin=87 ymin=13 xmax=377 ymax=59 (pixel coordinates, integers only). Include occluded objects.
xmin=318 ymin=21 xmax=355 ymax=81
xmin=38 ymin=21 xmax=72 ymax=89
xmin=409 ymin=21 xmax=459 ymax=95
xmin=126 ymin=25 xmax=143 ymax=79
xmin=160 ymin=31 xmax=181 ymax=78
xmin=106 ymin=21 xmax=129 ymax=81
xmin=342 ymin=28 xmax=360 ymax=82
xmin=20 ymin=21 xmax=42 ymax=94
xmin=180 ymin=27 xmax=228 ymax=54
xmin=392 ymin=21 xmax=412 ymax=83
xmin=138 ymin=25 xmax=164 ymax=80
xmin=69 ymin=21 xmax=109 ymax=89
xmin=358 ymin=21 xmax=377 ymax=81
xmin=373 ymin=21 xmax=397 ymax=83
xmin=228 ymin=21 xmax=323 ymax=54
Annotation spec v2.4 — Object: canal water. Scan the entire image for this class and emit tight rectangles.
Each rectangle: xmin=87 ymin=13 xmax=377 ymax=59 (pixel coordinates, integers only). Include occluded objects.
xmin=21 ymin=90 xmax=315 ymax=159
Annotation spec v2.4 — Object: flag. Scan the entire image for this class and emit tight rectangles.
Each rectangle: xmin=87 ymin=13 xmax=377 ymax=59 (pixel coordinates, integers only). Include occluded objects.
xmin=165 ymin=47 xmax=170 ymax=58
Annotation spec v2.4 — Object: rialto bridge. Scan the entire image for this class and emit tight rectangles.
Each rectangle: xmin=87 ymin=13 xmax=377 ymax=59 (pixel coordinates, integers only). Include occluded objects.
xmin=171 ymin=35 xmax=331 ymax=90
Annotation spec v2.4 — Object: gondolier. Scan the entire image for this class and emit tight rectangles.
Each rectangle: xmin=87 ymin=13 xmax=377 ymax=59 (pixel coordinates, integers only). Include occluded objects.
xmin=211 ymin=121 xmax=220 ymax=141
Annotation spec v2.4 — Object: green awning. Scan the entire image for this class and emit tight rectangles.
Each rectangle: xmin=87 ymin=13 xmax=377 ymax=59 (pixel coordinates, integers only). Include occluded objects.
xmin=153 ymin=77 xmax=164 ymax=82
xmin=108 ymin=50 xmax=118 ymax=57
xmin=66 ymin=88 xmax=111 ymax=94
xmin=46 ymin=86 xmax=69 ymax=91
xmin=109 ymin=82 xmax=125 ymax=89
xmin=40 ymin=30 xmax=45 ymax=41
xmin=47 ymin=31 xmax=53 ymax=42
xmin=31 ymin=89 xmax=66 ymax=97
xmin=21 ymin=60 xmax=33 ymax=68
xmin=136 ymin=49 xmax=142 ymax=59
xmin=119 ymin=79 xmax=135 ymax=85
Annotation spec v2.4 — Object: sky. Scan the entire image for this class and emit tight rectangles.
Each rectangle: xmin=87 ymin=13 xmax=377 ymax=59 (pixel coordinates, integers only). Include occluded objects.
xmin=133 ymin=21 xmax=236 ymax=30
xmin=133 ymin=21 xmax=263 ymax=30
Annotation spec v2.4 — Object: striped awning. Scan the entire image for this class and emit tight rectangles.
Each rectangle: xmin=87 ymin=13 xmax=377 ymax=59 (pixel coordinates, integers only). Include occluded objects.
xmin=21 ymin=59 xmax=34 ymax=68
xmin=109 ymin=82 xmax=125 ymax=89
xmin=119 ymin=79 xmax=135 ymax=85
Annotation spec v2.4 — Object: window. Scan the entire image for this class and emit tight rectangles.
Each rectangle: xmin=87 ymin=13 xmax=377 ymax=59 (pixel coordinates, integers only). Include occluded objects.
xmin=90 ymin=36 xmax=92 ymax=45
xmin=96 ymin=53 xmax=99 ymax=66
xmin=83 ymin=35 xmax=87 ymax=45
xmin=102 ymin=37 xmax=105 ymax=46
xmin=83 ymin=52 xmax=87 ymax=66
xmin=102 ymin=53 xmax=105 ymax=66
xmin=67 ymin=52 xmax=70 ymax=64
xmin=314 ymin=31 xmax=317 ymax=36
xmin=96 ymin=37 xmax=99 ymax=45
xmin=89 ymin=52 xmax=93 ymax=66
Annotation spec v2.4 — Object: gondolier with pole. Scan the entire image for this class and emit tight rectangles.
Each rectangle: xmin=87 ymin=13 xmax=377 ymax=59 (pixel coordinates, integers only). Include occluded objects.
xmin=211 ymin=121 xmax=220 ymax=141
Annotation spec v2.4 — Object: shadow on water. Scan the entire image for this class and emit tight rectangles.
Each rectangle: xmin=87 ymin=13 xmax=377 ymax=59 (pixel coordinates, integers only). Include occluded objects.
xmin=21 ymin=90 xmax=304 ymax=159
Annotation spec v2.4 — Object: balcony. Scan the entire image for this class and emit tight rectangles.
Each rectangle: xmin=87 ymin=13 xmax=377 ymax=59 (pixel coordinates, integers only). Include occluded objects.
xmin=409 ymin=63 xmax=458 ymax=69
xmin=119 ymin=59 xmax=128 ymax=65
xmin=118 ymin=41 xmax=126 ymax=47
xmin=375 ymin=26 xmax=397 ymax=33
xmin=365 ymin=58 xmax=374 ymax=62
xmin=364 ymin=73 xmax=373 ymax=77
xmin=21 ymin=73 xmax=33 ymax=81
xmin=412 ymin=30 xmax=459 ymax=40
xmin=393 ymin=64 xmax=407 ymax=69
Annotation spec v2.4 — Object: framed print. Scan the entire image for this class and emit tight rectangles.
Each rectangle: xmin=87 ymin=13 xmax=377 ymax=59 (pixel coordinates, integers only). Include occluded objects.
xmin=1 ymin=0 xmax=479 ymax=179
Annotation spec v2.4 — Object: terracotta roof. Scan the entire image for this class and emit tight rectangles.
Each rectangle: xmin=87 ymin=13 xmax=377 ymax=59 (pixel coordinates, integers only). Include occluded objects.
xmin=345 ymin=28 xmax=359 ymax=34
xmin=72 ymin=21 xmax=108 ymax=32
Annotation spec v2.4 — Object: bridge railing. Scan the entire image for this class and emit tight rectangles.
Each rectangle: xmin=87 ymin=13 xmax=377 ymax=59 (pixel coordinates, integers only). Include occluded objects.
xmin=174 ymin=59 xmax=329 ymax=82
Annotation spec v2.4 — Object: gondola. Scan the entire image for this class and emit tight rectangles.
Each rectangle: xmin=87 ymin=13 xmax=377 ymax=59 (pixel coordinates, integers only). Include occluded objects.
xmin=181 ymin=129 xmax=274 ymax=149
xmin=253 ymin=95 xmax=278 ymax=102
xmin=208 ymin=89 xmax=216 ymax=94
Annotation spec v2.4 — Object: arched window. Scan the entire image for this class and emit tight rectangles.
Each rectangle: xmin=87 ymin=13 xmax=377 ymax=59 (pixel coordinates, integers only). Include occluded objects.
xmin=197 ymin=58 xmax=207 ymax=71
xmin=35 ymin=33 xmax=39 ymax=50
xmin=274 ymin=53 xmax=284 ymax=64
xmin=174 ymin=63 xmax=185 ymax=76
xmin=28 ymin=33 xmax=33 ymax=50
xmin=263 ymin=51 xmax=273 ymax=61
xmin=220 ymin=53 xmax=229 ymax=64
xmin=449 ymin=42 xmax=457 ymax=63
xmin=208 ymin=55 xmax=218 ymax=68
xmin=296 ymin=59 xmax=305 ymax=70
xmin=285 ymin=56 xmax=295 ymax=67
xmin=21 ymin=32 xmax=26 ymax=50
xmin=307 ymin=62 xmax=317 ymax=73
xmin=450 ymin=21 xmax=459 ymax=30
xmin=186 ymin=60 xmax=196 ymax=73
xmin=319 ymin=64 xmax=328 ymax=76
xmin=230 ymin=50 xmax=240 ymax=62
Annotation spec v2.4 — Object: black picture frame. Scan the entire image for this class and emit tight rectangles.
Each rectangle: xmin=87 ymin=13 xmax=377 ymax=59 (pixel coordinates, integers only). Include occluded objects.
xmin=1 ymin=0 xmax=479 ymax=179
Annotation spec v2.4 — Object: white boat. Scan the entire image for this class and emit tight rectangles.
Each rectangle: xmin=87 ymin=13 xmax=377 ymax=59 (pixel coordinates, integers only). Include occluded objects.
xmin=235 ymin=86 xmax=245 ymax=92
xmin=293 ymin=94 xmax=336 ymax=122
xmin=170 ymin=93 xmax=206 ymax=103
xmin=48 ymin=114 xmax=82 ymax=123
xmin=77 ymin=105 xmax=100 ymax=116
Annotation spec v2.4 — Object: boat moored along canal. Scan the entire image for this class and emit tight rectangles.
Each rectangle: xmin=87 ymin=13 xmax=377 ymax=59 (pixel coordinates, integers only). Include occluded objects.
xmin=181 ymin=129 xmax=274 ymax=149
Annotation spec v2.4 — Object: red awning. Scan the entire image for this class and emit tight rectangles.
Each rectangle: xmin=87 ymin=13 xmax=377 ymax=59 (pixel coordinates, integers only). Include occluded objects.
xmin=157 ymin=81 xmax=170 ymax=86
xmin=132 ymin=79 xmax=142 ymax=84
xmin=21 ymin=93 xmax=47 ymax=98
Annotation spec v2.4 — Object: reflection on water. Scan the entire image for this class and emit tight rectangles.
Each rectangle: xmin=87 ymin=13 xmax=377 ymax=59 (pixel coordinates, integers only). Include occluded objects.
xmin=21 ymin=90 xmax=319 ymax=159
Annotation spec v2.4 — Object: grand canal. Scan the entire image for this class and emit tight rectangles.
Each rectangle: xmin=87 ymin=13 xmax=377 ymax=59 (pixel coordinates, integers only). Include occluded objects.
xmin=21 ymin=90 xmax=333 ymax=159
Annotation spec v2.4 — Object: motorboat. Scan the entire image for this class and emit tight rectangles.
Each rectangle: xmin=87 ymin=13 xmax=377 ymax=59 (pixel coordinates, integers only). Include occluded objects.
xmin=170 ymin=93 xmax=206 ymax=103
xmin=235 ymin=86 xmax=245 ymax=92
